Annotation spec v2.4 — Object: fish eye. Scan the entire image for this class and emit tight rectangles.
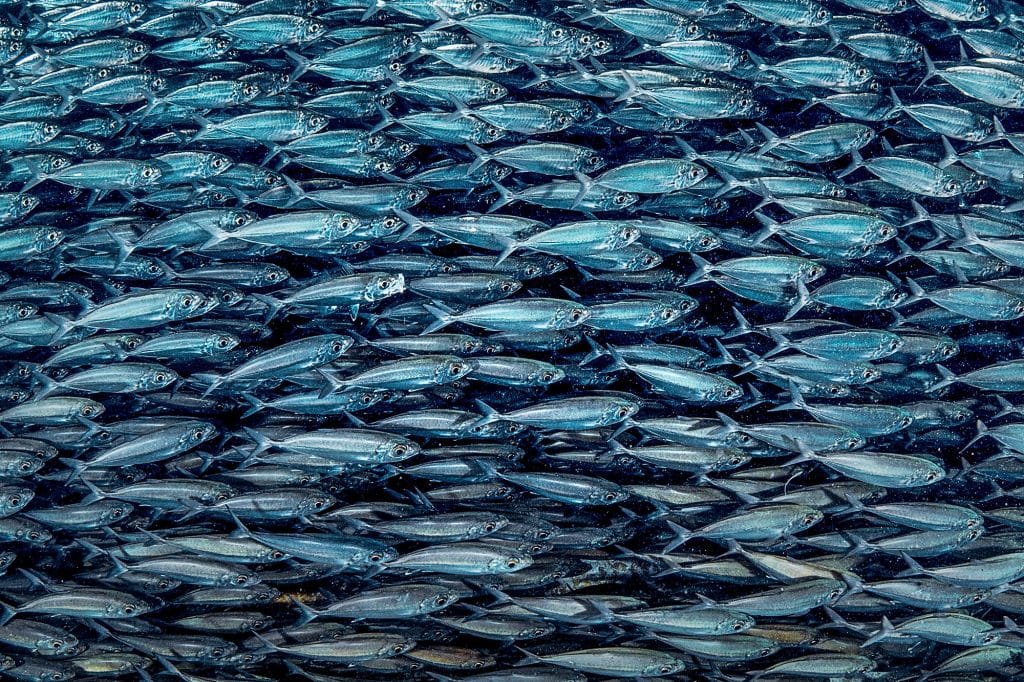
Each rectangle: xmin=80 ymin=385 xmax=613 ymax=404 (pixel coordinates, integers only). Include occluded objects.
xmin=394 ymin=443 xmax=409 ymax=455
xmin=945 ymin=180 xmax=959 ymax=192
xmin=181 ymin=297 xmax=193 ymax=306
xmin=234 ymin=575 xmax=247 ymax=584
xmin=926 ymin=471 xmax=939 ymax=481
xmin=570 ymin=309 xmax=584 ymax=321
xmin=193 ymin=429 xmax=206 ymax=439
xmin=233 ymin=215 xmax=247 ymax=226
xmin=855 ymin=67 xmax=869 ymax=78
xmin=489 ymin=85 xmax=503 ymax=96
xmin=616 ymin=406 xmax=630 ymax=418
xmin=142 ymin=167 xmax=156 ymax=178
xmin=309 ymin=21 xmax=322 ymax=32
xmin=331 ymin=341 xmax=343 ymax=353
xmin=270 ymin=550 xmax=285 ymax=560
xmin=46 ymin=229 xmax=60 ymax=241
xmin=542 ymin=371 xmax=554 ymax=381
xmin=389 ymin=61 xmax=402 ymax=72
xmin=552 ymin=28 xmax=564 ymax=37
xmin=687 ymin=24 xmax=700 ymax=35
xmin=486 ymin=127 xmax=502 ymax=139
xmin=580 ymin=34 xmax=591 ymax=44
xmin=506 ymin=558 xmax=519 ymax=568
xmin=110 ymin=508 xmax=123 ymax=518
xmin=587 ymin=155 xmax=602 ymax=167
xmin=660 ymin=666 xmax=674 ymax=674
xmin=8 ymin=496 xmax=18 ymax=506
xmin=312 ymin=499 xmax=325 ymax=508
xmin=603 ymin=491 xmax=617 ymax=501
xmin=155 ymin=373 xmax=167 ymax=382
xmin=212 ymin=647 xmax=225 ymax=657
xmin=18 ymin=307 xmax=30 ymax=318
xmin=125 ymin=338 xmax=139 ymax=349
xmin=614 ymin=193 xmax=630 ymax=205
xmin=361 ymin=394 xmax=374 ymax=404
xmin=816 ymin=7 xmax=828 ymax=17
xmin=28 ymin=530 xmax=39 ymax=539
xmin=501 ymin=282 xmax=513 ymax=292
xmin=434 ymin=595 xmax=449 ymax=606
xmin=81 ymin=406 xmax=94 ymax=416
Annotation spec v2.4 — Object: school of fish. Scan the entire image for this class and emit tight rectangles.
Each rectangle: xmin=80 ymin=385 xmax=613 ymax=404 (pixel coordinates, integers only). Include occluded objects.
xmin=1 ymin=0 xmax=1024 ymax=678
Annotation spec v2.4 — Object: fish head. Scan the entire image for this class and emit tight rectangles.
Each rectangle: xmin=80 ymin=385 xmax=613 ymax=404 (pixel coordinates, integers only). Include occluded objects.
xmin=397 ymin=185 xmax=429 ymax=209
xmin=101 ymin=501 xmax=134 ymax=523
xmin=876 ymin=285 xmax=907 ymax=309
xmin=301 ymin=112 xmax=329 ymax=136
xmin=490 ymin=551 xmax=533 ymax=573
xmin=30 ymin=227 xmax=63 ymax=254
xmin=0 ymin=489 xmax=31 ymax=515
xmin=974 ymin=631 xmax=1002 ymax=646
xmin=481 ymin=80 xmax=508 ymax=102
xmin=5 ymin=455 xmax=43 ymax=477
xmin=19 ymin=522 xmax=50 ymax=544
xmin=716 ymin=450 xmax=750 ymax=470
xmin=457 ymin=337 xmax=485 ymax=355
xmin=530 ymin=365 xmax=566 ymax=386
xmin=380 ymin=437 xmax=418 ymax=463
xmin=956 ymin=589 xmax=990 ymax=607
xmin=128 ymin=161 xmax=164 ymax=187
xmin=644 ymin=658 xmax=688 ymax=676
xmin=141 ymin=366 xmax=179 ymax=391
xmin=0 ymin=39 xmax=22 ymax=63
xmin=201 ymin=641 xmax=237 ymax=661
xmin=720 ymin=613 xmax=757 ymax=634
xmin=419 ymin=588 xmax=459 ymax=613
xmin=9 ymin=304 xmax=32 ymax=321
xmin=298 ymin=17 xmax=326 ymax=42
xmin=602 ymin=398 xmax=640 ymax=426
xmin=317 ymin=334 xmax=354 ymax=363
xmin=366 ymin=273 xmax=405 ymax=302
xmin=967 ymin=0 xmax=990 ymax=19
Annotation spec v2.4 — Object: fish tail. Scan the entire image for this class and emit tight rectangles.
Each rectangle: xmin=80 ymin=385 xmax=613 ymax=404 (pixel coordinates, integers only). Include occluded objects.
xmin=862 ymin=615 xmax=896 ymax=647
xmin=898 ymin=551 xmax=927 ymax=577
xmin=422 ymin=303 xmax=456 ymax=335
xmin=251 ymin=293 xmax=284 ymax=324
xmin=784 ymin=279 xmax=812 ymax=321
xmin=915 ymin=49 xmax=938 ymax=92
xmin=928 ymin=364 xmax=958 ymax=392
xmin=75 ymin=537 xmax=107 ymax=562
xmin=394 ymin=207 xmax=425 ymax=241
xmin=579 ymin=335 xmax=607 ymax=366
xmin=80 ymin=478 xmax=106 ymax=504
xmin=663 ymin=519 xmax=694 ymax=553
xmin=751 ymin=211 xmax=781 ymax=244
xmin=961 ymin=419 xmax=990 ymax=452
xmin=685 ymin=252 xmax=713 ymax=286
xmin=487 ymin=179 xmax=516 ymax=213
xmin=837 ymin=147 xmax=865 ymax=179
xmin=0 ymin=600 xmax=17 ymax=626
xmin=239 ymin=392 xmax=266 ymax=419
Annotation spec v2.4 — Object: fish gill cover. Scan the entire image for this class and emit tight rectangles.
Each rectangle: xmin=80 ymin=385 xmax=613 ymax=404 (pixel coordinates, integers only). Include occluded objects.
xmin=0 ymin=0 xmax=1022 ymax=679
